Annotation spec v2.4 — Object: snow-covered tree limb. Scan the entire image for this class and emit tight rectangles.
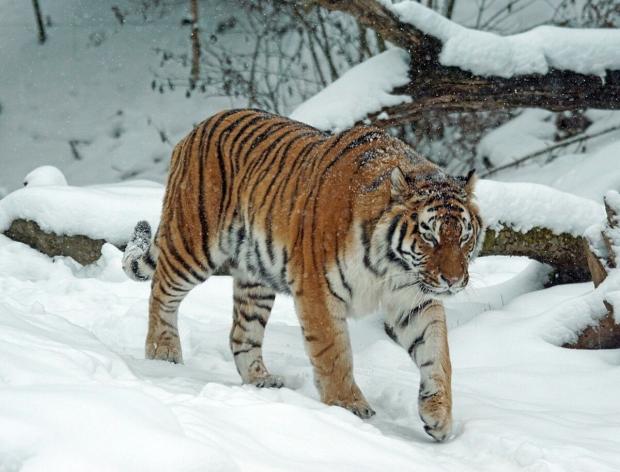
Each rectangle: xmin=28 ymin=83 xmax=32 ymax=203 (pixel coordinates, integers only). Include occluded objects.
xmin=312 ymin=0 xmax=620 ymax=126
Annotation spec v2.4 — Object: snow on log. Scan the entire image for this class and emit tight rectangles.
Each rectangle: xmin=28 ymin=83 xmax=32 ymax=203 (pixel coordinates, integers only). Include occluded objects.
xmin=476 ymin=180 xmax=605 ymax=236
xmin=0 ymin=182 xmax=163 ymax=248
xmin=476 ymin=180 xmax=605 ymax=283
xmin=0 ymin=182 xmax=163 ymax=264
xmin=312 ymin=0 xmax=620 ymax=127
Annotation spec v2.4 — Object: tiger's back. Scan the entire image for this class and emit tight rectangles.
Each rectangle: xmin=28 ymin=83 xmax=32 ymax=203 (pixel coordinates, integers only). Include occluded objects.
xmin=158 ymin=109 xmax=425 ymax=294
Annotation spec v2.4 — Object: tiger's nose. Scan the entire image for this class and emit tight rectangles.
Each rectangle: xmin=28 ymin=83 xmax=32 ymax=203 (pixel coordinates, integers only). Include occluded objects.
xmin=440 ymin=274 xmax=461 ymax=287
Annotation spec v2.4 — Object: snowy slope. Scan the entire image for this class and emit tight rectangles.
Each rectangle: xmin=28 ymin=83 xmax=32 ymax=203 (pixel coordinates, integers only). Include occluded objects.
xmin=1 ymin=236 xmax=619 ymax=471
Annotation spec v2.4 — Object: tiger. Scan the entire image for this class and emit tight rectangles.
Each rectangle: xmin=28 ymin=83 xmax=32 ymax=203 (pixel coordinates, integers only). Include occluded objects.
xmin=122 ymin=108 xmax=483 ymax=441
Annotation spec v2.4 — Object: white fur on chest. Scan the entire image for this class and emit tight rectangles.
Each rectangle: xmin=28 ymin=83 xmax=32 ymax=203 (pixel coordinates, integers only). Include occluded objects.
xmin=335 ymin=242 xmax=429 ymax=319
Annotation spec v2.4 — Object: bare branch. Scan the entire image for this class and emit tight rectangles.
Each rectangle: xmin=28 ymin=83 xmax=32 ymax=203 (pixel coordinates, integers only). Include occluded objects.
xmin=480 ymin=124 xmax=620 ymax=178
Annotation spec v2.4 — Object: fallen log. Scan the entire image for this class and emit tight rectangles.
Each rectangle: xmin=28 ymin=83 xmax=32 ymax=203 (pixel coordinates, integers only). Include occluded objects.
xmin=480 ymin=227 xmax=590 ymax=284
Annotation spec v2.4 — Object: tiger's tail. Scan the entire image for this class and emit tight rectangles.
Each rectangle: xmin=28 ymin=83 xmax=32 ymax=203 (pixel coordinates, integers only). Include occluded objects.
xmin=122 ymin=220 xmax=158 ymax=281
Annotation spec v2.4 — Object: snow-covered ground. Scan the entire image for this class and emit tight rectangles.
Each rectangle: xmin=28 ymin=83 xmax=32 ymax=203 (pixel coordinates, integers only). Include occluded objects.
xmin=1 ymin=235 xmax=619 ymax=471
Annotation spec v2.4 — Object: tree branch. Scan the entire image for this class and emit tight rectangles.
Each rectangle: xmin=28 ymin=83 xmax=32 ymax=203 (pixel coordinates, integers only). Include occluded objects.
xmin=312 ymin=0 xmax=620 ymax=125
xmin=312 ymin=0 xmax=428 ymax=53
xmin=480 ymin=124 xmax=620 ymax=178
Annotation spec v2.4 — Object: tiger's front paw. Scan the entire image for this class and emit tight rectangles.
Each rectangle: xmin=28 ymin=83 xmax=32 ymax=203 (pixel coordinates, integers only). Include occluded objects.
xmin=419 ymin=390 xmax=452 ymax=442
xmin=145 ymin=333 xmax=183 ymax=364
xmin=251 ymin=374 xmax=285 ymax=389
xmin=323 ymin=382 xmax=376 ymax=419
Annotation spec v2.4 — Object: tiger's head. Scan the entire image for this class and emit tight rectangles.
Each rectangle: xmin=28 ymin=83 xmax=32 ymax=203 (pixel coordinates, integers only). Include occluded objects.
xmin=377 ymin=166 xmax=483 ymax=296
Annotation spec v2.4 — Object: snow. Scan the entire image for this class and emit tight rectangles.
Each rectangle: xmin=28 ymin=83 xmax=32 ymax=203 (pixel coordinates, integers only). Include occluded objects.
xmin=1 ymin=234 xmax=619 ymax=471
xmin=0 ymin=181 xmax=164 ymax=246
xmin=476 ymin=179 xmax=606 ymax=235
xmin=382 ymin=0 xmax=620 ymax=78
xmin=478 ymin=109 xmax=556 ymax=169
xmin=290 ymin=49 xmax=411 ymax=131
xmin=23 ymin=166 xmax=69 ymax=187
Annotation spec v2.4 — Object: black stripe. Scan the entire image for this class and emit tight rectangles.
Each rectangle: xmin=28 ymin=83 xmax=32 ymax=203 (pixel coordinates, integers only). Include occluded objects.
xmin=233 ymin=295 xmax=274 ymax=310
xmin=144 ymin=251 xmax=157 ymax=270
xmin=167 ymin=243 xmax=207 ymax=283
xmin=324 ymin=272 xmax=347 ymax=304
xmin=360 ymin=220 xmax=384 ymax=277
xmin=158 ymin=284 xmax=186 ymax=302
xmin=238 ymin=308 xmax=268 ymax=328
xmin=253 ymin=241 xmax=273 ymax=286
xmin=407 ymin=319 xmax=441 ymax=356
xmin=130 ymin=259 xmax=147 ymax=281
xmin=398 ymin=300 xmax=432 ymax=329
xmin=384 ymin=323 xmax=398 ymax=343
xmin=236 ymin=281 xmax=263 ymax=290
xmin=233 ymin=347 xmax=258 ymax=356
xmin=158 ymin=251 xmax=194 ymax=286
xmin=280 ymin=248 xmax=289 ymax=291
xmin=245 ymin=293 xmax=276 ymax=301
xmin=335 ymin=257 xmax=352 ymax=298
xmin=386 ymin=214 xmax=403 ymax=248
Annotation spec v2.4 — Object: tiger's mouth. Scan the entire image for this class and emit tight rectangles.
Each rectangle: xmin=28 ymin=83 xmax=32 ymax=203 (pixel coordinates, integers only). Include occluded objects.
xmin=419 ymin=281 xmax=465 ymax=296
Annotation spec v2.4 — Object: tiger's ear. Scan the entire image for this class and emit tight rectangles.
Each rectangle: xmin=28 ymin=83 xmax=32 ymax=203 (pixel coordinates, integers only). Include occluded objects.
xmin=463 ymin=169 xmax=477 ymax=196
xmin=390 ymin=167 xmax=408 ymax=199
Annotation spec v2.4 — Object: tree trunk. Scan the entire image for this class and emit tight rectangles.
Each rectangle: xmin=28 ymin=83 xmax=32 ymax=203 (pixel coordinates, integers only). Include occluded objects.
xmin=313 ymin=0 xmax=620 ymax=125
xmin=563 ymin=195 xmax=620 ymax=349
xmin=32 ymin=0 xmax=47 ymax=44
xmin=480 ymin=227 xmax=590 ymax=284
xmin=189 ymin=0 xmax=200 ymax=87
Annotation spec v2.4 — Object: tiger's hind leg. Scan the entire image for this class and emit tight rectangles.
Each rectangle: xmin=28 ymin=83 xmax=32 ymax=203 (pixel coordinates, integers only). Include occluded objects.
xmin=230 ymin=276 xmax=283 ymax=388
xmin=146 ymin=240 xmax=211 ymax=364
